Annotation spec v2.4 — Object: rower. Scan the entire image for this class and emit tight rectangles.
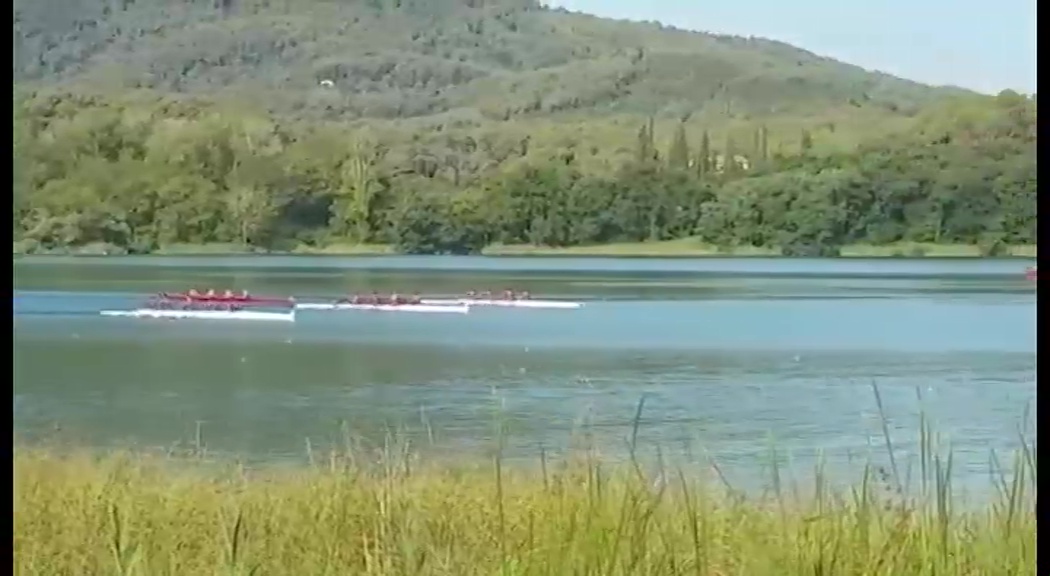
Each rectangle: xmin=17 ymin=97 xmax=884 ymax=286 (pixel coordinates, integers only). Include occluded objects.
xmin=502 ymin=288 xmax=514 ymax=300
xmin=351 ymin=294 xmax=362 ymax=304
xmin=188 ymin=288 xmax=201 ymax=298
xmin=466 ymin=289 xmax=477 ymax=299
xmin=371 ymin=291 xmax=381 ymax=304
xmin=205 ymin=289 xmax=216 ymax=299
xmin=223 ymin=289 xmax=235 ymax=300
xmin=480 ymin=290 xmax=492 ymax=299
xmin=519 ymin=290 xmax=531 ymax=300
xmin=390 ymin=292 xmax=401 ymax=305
xmin=410 ymin=292 xmax=422 ymax=304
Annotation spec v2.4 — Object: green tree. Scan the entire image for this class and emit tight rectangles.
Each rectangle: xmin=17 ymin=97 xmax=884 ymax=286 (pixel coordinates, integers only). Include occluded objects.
xmin=667 ymin=122 xmax=690 ymax=171
xmin=329 ymin=138 xmax=386 ymax=242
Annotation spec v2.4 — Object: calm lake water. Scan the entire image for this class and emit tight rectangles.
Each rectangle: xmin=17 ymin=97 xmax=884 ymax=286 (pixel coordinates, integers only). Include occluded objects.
xmin=13 ymin=256 xmax=1037 ymax=495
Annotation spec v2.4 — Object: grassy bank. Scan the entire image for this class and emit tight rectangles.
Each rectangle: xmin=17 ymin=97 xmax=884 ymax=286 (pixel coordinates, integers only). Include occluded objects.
xmin=483 ymin=238 xmax=778 ymax=257
xmin=15 ymin=441 xmax=1035 ymax=575
xmin=12 ymin=241 xmax=396 ymax=257
xmin=483 ymin=240 xmax=1038 ymax=258
xmin=14 ymin=239 xmax=1038 ymax=258
xmin=151 ymin=242 xmax=397 ymax=256
xmin=290 ymin=242 xmax=397 ymax=256
xmin=839 ymin=242 xmax=1037 ymax=258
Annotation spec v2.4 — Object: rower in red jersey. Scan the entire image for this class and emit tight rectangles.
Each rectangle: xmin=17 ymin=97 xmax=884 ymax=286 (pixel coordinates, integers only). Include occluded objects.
xmin=181 ymin=289 xmax=200 ymax=309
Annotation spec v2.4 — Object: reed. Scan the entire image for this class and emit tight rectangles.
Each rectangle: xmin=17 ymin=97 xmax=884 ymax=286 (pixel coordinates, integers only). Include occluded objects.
xmin=14 ymin=391 xmax=1036 ymax=575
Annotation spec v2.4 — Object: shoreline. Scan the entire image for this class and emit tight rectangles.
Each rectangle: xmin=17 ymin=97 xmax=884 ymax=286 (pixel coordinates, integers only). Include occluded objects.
xmin=482 ymin=241 xmax=1038 ymax=259
xmin=12 ymin=240 xmax=1040 ymax=259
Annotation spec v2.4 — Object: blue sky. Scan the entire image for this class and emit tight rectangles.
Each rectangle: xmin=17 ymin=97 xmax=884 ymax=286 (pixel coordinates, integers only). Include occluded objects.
xmin=544 ymin=0 xmax=1036 ymax=94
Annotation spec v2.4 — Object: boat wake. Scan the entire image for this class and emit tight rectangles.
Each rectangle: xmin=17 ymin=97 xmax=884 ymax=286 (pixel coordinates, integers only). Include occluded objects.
xmin=100 ymin=309 xmax=296 ymax=322
xmin=421 ymin=298 xmax=582 ymax=309
xmin=296 ymin=303 xmax=469 ymax=314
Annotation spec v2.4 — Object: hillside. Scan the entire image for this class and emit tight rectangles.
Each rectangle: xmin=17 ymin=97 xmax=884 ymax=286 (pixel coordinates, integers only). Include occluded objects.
xmin=17 ymin=0 xmax=967 ymax=125
xmin=14 ymin=0 xmax=1036 ymax=256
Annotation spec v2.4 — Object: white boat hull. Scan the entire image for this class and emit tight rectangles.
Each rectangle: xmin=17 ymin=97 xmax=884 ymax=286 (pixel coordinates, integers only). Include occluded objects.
xmin=421 ymin=298 xmax=582 ymax=309
xmin=296 ymin=302 xmax=469 ymax=314
xmin=100 ymin=308 xmax=296 ymax=322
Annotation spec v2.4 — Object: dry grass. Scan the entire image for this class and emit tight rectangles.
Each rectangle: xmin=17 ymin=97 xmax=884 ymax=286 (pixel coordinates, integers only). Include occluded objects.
xmin=14 ymin=396 xmax=1036 ymax=575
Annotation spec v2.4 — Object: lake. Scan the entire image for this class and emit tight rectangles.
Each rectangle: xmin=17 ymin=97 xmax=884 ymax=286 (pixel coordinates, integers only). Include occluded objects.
xmin=13 ymin=255 xmax=1037 ymax=495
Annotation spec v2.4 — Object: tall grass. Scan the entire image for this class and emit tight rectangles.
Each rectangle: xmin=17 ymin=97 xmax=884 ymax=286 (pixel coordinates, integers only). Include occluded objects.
xmin=14 ymin=391 xmax=1036 ymax=575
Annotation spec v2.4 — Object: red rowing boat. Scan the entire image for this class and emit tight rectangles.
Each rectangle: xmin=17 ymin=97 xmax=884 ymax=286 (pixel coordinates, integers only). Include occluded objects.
xmin=157 ymin=291 xmax=294 ymax=306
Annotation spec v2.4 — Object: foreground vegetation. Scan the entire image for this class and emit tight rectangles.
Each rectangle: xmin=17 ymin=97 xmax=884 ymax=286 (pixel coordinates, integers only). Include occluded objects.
xmin=14 ymin=0 xmax=1037 ymax=257
xmin=15 ymin=438 xmax=1036 ymax=573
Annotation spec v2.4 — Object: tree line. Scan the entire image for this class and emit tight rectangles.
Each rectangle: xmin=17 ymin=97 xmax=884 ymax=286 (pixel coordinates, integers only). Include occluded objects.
xmin=14 ymin=90 xmax=1036 ymax=256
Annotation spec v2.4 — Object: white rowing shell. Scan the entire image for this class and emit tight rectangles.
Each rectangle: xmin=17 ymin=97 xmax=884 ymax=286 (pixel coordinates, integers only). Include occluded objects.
xmin=100 ymin=309 xmax=296 ymax=322
xmin=296 ymin=303 xmax=469 ymax=314
xmin=421 ymin=298 xmax=582 ymax=309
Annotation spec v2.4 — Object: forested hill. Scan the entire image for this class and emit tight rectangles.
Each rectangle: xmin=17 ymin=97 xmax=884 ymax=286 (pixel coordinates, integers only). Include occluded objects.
xmin=14 ymin=0 xmax=1037 ymax=256
xmin=17 ymin=0 xmax=965 ymax=122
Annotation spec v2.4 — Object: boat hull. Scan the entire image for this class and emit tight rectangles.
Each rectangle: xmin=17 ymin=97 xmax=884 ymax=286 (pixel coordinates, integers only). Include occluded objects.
xmin=296 ymin=303 xmax=469 ymax=314
xmin=421 ymin=298 xmax=582 ymax=309
xmin=101 ymin=309 xmax=296 ymax=321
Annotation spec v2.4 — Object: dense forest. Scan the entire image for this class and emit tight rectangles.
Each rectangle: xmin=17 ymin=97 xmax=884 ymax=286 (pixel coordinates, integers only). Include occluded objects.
xmin=13 ymin=0 xmax=1037 ymax=255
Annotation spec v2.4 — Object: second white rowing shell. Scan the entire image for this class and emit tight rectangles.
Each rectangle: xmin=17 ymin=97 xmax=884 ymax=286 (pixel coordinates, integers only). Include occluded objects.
xmin=296 ymin=303 xmax=469 ymax=314
xmin=421 ymin=298 xmax=582 ymax=309
xmin=100 ymin=309 xmax=296 ymax=322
